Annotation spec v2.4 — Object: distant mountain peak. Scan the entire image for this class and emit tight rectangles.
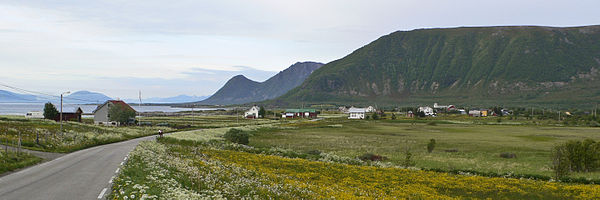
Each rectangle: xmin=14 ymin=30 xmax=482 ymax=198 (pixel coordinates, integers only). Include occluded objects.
xmin=200 ymin=61 xmax=324 ymax=105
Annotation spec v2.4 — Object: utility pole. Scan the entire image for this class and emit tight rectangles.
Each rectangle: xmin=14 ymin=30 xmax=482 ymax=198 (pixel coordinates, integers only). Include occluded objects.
xmin=531 ymin=107 xmax=534 ymax=117
xmin=60 ymin=91 xmax=70 ymax=135
xmin=558 ymin=111 xmax=561 ymax=121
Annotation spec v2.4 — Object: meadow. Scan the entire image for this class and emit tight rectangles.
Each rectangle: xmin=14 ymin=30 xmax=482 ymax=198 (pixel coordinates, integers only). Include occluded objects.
xmin=111 ymin=136 xmax=600 ymax=199
xmin=250 ymin=117 xmax=600 ymax=179
xmin=0 ymin=116 xmax=174 ymax=153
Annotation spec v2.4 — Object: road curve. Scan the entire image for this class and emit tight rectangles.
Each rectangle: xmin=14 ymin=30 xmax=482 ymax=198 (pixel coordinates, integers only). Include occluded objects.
xmin=0 ymin=135 xmax=156 ymax=200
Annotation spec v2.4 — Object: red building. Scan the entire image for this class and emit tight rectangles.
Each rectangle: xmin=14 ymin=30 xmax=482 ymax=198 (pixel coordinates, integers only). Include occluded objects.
xmin=53 ymin=107 xmax=83 ymax=122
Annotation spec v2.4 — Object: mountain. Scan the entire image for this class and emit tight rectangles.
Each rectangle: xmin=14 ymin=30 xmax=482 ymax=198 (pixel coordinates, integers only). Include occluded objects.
xmin=200 ymin=61 xmax=324 ymax=105
xmin=0 ymin=90 xmax=43 ymax=103
xmin=64 ymin=91 xmax=113 ymax=104
xmin=274 ymin=26 xmax=600 ymax=107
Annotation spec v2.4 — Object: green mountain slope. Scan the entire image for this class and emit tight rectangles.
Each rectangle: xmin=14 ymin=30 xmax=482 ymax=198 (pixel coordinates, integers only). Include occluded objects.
xmin=201 ymin=62 xmax=323 ymax=105
xmin=274 ymin=26 xmax=600 ymax=107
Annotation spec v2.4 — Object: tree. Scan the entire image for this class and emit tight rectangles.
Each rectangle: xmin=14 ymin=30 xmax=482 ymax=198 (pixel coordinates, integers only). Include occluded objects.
xmin=371 ymin=112 xmax=380 ymax=120
xmin=258 ymin=106 xmax=266 ymax=118
xmin=43 ymin=102 xmax=59 ymax=120
xmin=416 ymin=111 xmax=426 ymax=118
xmin=427 ymin=139 xmax=436 ymax=153
xmin=109 ymin=103 xmax=136 ymax=125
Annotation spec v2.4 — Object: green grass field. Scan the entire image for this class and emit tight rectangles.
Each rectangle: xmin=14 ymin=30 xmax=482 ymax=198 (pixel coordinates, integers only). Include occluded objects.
xmin=0 ymin=150 xmax=42 ymax=174
xmin=250 ymin=117 xmax=600 ymax=179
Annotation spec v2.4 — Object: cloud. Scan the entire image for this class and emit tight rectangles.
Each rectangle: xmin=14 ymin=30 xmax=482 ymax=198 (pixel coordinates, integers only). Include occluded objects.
xmin=1 ymin=0 xmax=600 ymax=98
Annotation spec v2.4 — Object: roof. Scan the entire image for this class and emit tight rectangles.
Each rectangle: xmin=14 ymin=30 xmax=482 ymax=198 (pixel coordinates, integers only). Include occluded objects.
xmin=348 ymin=108 xmax=366 ymax=113
xmin=63 ymin=107 xmax=83 ymax=114
xmin=93 ymin=100 xmax=136 ymax=114
xmin=285 ymin=109 xmax=316 ymax=113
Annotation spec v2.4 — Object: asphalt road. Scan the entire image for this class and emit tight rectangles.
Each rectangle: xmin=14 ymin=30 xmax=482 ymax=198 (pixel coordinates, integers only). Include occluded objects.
xmin=0 ymin=135 xmax=156 ymax=200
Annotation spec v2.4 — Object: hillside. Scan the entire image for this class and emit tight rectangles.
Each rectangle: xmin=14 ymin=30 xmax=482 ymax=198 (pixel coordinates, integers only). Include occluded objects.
xmin=274 ymin=26 xmax=600 ymax=108
xmin=0 ymin=90 xmax=42 ymax=103
xmin=200 ymin=62 xmax=323 ymax=105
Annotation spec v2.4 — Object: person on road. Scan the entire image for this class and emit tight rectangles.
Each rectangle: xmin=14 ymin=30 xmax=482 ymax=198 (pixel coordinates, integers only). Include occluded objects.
xmin=158 ymin=129 xmax=163 ymax=138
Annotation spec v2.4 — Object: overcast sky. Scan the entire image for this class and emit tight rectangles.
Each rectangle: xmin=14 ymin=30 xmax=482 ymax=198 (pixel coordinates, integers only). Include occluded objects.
xmin=1 ymin=0 xmax=599 ymax=99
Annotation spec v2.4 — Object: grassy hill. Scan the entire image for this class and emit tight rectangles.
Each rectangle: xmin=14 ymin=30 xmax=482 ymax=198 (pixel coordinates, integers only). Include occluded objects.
xmin=273 ymin=26 xmax=600 ymax=108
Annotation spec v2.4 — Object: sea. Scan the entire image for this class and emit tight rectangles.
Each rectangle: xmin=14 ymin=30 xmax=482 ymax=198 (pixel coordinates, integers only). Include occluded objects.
xmin=0 ymin=103 xmax=220 ymax=116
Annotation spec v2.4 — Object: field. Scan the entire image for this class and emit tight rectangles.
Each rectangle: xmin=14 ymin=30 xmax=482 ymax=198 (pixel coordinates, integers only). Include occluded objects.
xmin=111 ymin=135 xmax=600 ymax=199
xmin=0 ymin=116 xmax=174 ymax=153
xmin=251 ymin=117 xmax=600 ymax=179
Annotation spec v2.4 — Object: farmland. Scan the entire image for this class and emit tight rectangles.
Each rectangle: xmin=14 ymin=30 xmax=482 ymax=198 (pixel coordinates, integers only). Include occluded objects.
xmin=3 ymin=113 xmax=600 ymax=198
xmin=251 ymin=117 xmax=600 ymax=179
xmin=112 ymin=130 xmax=600 ymax=199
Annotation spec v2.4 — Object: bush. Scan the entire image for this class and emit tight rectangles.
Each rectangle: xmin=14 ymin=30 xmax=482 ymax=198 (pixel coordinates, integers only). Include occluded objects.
xmin=552 ymin=145 xmax=570 ymax=179
xmin=499 ymin=152 xmax=517 ymax=158
xmin=359 ymin=153 xmax=387 ymax=161
xmin=307 ymin=149 xmax=322 ymax=155
xmin=223 ymin=128 xmax=249 ymax=145
xmin=427 ymin=139 xmax=436 ymax=153
xmin=426 ymin=121 xmax=437 ymax=126
xmin=371 ymin=112 xmax=379 ymax=120
xmin=551 ymin=139 xmax=600 ymax=179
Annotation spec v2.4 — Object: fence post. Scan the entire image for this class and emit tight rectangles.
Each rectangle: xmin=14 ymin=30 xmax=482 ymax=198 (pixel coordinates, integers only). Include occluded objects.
xmin=18 ymin=131 xmax=22 ymax=155
xmin=4 ymin=131 xmax=7 ymax=156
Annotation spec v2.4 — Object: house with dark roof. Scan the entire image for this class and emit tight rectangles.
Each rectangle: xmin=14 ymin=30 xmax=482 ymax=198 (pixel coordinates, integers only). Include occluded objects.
xmin=53 ymin=107 xmax=83 ymax=122
xmin=93 ymin=100 xmax=136 ymax=125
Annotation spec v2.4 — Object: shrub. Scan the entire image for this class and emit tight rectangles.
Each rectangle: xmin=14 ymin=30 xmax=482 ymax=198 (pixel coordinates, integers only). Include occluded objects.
xmin=552 ymin=145 xmax=570 ymax=179
xmin=499 ymin=152 xmax=517 ymax=158
xmin=551 ymin=139 xmax=600 ymax=179
xmin=426 ymin=121 xmax=437 ymax=126
xmin=371 ymin=112 xmax=379 ymax=120
xmin=359 ymin=153 xmax=387 ymax=161
xmin=307 ymin=150 xmax=322 ymax=155
xmin=427 ymin=139 xmax=436 ymax=153
xmin=223 ymin=128 xmax=249 ymax=145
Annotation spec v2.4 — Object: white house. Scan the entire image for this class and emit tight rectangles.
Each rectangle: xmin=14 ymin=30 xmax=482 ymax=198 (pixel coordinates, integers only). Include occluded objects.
xmin=469 ymin=110 xmax=481 ymax=117
xmin=245 ymin=106 xmax=260 ymax=119
xmin=418 ymin=106 xmax=435 ymax=116
xmin=434 ymin=103 xmax=456 ymax=111
xmin=25 ymin=111 xmax=44 ymax=119
xmin=365 ymin=106 xmax=376 ymax=113
xmin=348 ymin=107 xmax=367 ymax=119
xmin=93 ymin=100 xmax=136 ymax=125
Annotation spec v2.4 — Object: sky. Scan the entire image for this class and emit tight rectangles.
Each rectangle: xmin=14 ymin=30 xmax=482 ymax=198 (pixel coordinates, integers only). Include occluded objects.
xmin=0 ymin=0 xmax=599 ymax=99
